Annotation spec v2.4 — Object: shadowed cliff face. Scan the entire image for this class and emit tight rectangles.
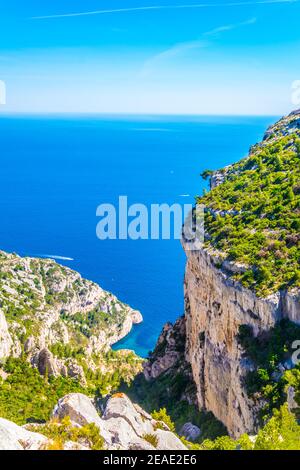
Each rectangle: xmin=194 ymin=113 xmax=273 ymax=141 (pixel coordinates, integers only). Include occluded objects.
xmin=183 ymin=245 xmax=281 ymax=437
xmin=182 ymin=110 xmax=300 ymax=437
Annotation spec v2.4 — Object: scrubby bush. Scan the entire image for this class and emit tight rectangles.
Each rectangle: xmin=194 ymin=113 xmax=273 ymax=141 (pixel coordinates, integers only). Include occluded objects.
xmin=29 ymin=416 xmax=105 ymax=450
xmin=198 ymin=132 xmax=300 ymax=297
xmin=198 ymin=405 xmax=300 ymax=450
xmin=152 ymin=408 xmax=175 ymax=432
xmin=143 ymin=433 xmax=158 ymax=448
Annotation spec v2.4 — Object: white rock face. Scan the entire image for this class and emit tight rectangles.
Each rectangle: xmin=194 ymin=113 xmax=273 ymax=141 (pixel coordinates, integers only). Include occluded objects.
xmin=183 ymin=244 xmax=300 ymax=438
xmin=52 ymin=393 xmax=102 ymax=427
xmin=282 ymin=289 xmax=300 ymax=325
xmin=103 ymin=394 xmax=154 ymax=436
xmin=103 ymin=416 xmax=154 ymax=450
xmin=52 ymin=392 xmax=112 ymax=445
xmin=0 ymin=426 xmax=23 ymax=450
xmin=0 ymin=418 xmax=48 ymax=450
xmin=154 ymin=429 xmax=187 ymax=450
xmin=0 ymin=309 xmax=12 ymax=359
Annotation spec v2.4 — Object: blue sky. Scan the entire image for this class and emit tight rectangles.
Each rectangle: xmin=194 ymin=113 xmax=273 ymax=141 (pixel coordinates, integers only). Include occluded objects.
xmin=0 ymin=0 xmax=300 ymax=114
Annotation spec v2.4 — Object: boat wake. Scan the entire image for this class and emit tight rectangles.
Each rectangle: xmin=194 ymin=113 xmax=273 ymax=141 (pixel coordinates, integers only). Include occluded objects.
xmin=34 ymin=254 xmax=74 ymax=261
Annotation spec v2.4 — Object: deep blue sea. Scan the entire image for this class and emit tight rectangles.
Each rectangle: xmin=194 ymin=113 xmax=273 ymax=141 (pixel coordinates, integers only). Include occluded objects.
xmin=0 ymin=114 xmax=276 ymax=356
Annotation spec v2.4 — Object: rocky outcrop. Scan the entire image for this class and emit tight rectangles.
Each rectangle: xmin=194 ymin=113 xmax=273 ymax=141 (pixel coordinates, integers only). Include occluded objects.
xmin=144 ymin=317 xmax=186 ymax=380
xmin=52 ymin=393 xmax=103 ymax=428
xmin=1 ymin=391 xmax=183 ymax=451
xmin=143 ymin=316 xmax=197 ymax=406
xmin=210 ymin=166 xmax=231 ymax=189
xmin=0 ymin=309 xmax=12 ymax=359
xmin=51 ymin=392 xmax=187 ymax=451
xmin=35 ymin=348 xmax=58 ymax=377
xmin=52 ymin=392 xmax=113 ymax=445
xmin=263 ymin=109 xmax=300 ymax=142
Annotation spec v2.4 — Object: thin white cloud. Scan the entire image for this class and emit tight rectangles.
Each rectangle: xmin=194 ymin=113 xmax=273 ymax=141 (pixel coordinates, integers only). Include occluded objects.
xmin=203 ymin=17 xmax=257 ymax=37
xmin=138 ymin=37 xmax=209 ymax=76
xmin=30 ymin=0 xmax=298 ymax=20
xmin=141 ymin=17 xmax=257 ymax=76
xmin=146 ymin=39 xmax=209 ymax=63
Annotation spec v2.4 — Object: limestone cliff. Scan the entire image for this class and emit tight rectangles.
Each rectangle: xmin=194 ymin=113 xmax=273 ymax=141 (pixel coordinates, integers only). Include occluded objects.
xmin=183 ymin=110 xmax=300 ymax=437
xmin=184 ymin=243 xmax=281 ymax=437
xmin=144 ymin=110 xmax=300 ymax=439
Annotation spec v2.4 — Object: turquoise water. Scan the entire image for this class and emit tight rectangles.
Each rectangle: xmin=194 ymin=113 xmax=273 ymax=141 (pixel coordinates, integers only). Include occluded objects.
xmin=0 ymin=114 xmax=275 ymax=356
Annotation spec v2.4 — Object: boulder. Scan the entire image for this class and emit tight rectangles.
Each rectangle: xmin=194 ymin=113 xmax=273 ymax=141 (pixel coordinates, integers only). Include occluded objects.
xmin=63 ymin=440 xmax=89 ymax=450
xmin=67 ymin=360 xmax=87 ymax=385
xmin=24 ymin=336 xmax=35 ymax=354
xmin=103 ymin=393 xmax=153 ymax=436
xmin=102 ymin=416 xmax=155 ymax=450
xmin=0 ymin=426 xmax=23 ymax=450
xmin=52 ymin=393 xmax=101 ymax=426
xmin=35 ymin=348 xmax=58 ymax=376
xmin=179 ymin=422 xmax=201 ymax=441
xmin=287 ymin=386 xmax=298 ymax=411
xmin=52 ymin=393 xmax=111 ymax=445
xmin=154 ymin=428 xmax=187 ymax=450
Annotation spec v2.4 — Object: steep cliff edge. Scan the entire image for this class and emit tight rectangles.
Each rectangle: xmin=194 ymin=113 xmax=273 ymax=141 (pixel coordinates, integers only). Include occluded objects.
xmin=143 ymin=110 xmax=300 ymax=440
xmin=183 ymin=244 xmax=279 ymax=437
xmin=184 ymin=110 xmax=300 ymax=437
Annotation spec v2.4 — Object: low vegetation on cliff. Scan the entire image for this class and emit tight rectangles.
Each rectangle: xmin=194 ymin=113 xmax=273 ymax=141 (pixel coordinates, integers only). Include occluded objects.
xmin=199 ymin=111 xmax=300 ymax=296
xmin=27 ymin=417 xmax=105 ymax=450
xmin=195 ymin=404 xmax=300 ymax=450
xmin=238 ymin=319 xmax=300 ymax=421
xmin=0 ymin=352 xmax=142 ymax=425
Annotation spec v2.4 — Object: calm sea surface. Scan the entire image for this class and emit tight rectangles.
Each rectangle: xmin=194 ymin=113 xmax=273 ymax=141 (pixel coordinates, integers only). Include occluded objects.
xmin=0 ymin=114 xmax=276 ymax=356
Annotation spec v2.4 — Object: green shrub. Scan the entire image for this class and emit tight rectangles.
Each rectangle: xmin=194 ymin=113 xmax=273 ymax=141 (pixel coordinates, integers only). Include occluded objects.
xmin=0 ymin=358 xmax=85 ymax=424
xmin=237 ymin=320 xmax=300 ymax=418
xmin=198 ymin=130 xmax=300 ymax=297
xmin=199 ymin=405 xmax=300 ymax=450
xmin=143 ymin=433 xmax=158 ymax=448
xmin=28 ymin=416 xmax=105 ymax=450
xmin=152 ymin=408 xmax=175 ymax=432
